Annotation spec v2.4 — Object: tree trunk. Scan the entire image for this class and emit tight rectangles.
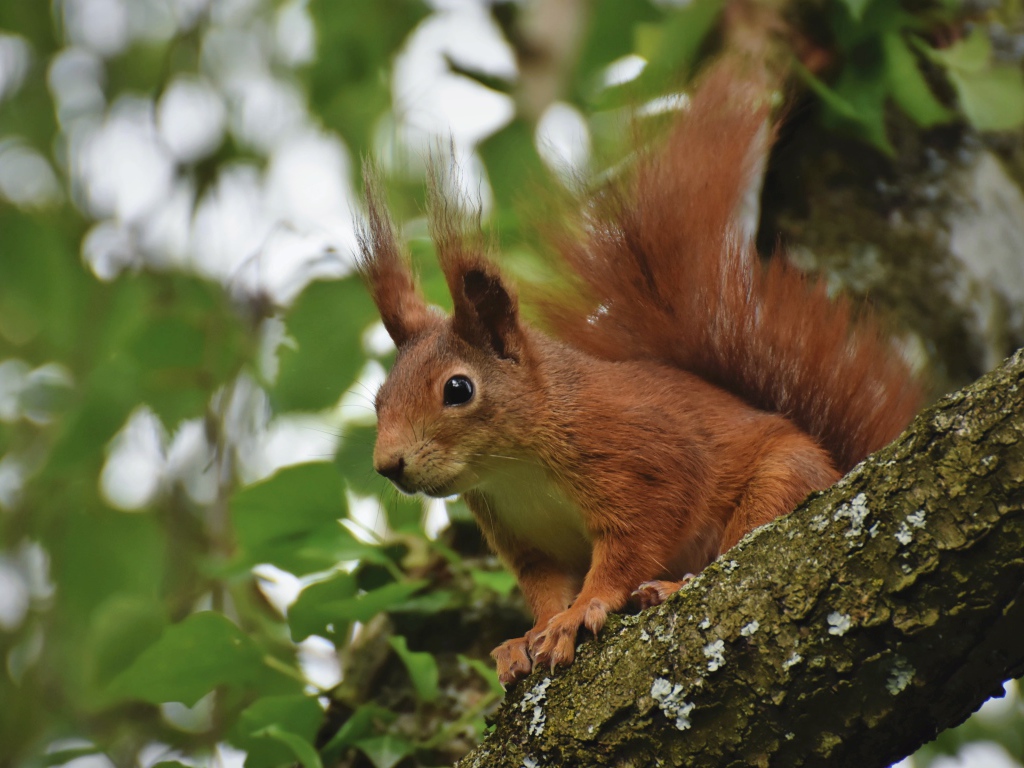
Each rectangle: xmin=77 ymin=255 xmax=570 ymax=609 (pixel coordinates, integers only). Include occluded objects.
xmin=456 ymin=348 xmax=1024 ymax=768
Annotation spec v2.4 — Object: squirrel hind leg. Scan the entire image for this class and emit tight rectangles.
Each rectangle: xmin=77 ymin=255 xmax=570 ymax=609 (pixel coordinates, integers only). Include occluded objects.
xmin=719 ymin=436 xmax=841 ymax=555
xmin=632 ymin=576 xmax=695 ymax=610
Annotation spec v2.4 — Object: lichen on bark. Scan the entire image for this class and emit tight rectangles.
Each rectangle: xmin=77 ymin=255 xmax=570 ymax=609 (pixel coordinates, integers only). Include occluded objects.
xmin=457 ymin=348 xmax=1024 ymax=768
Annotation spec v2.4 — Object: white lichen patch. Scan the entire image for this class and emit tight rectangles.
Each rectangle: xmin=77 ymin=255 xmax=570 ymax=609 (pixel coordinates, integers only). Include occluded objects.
xmin=782 ymin=652 xmax=803 ymax=670
xmin=887 ymin=657 xmax=915 ymax=695
xmin=528 ymin=708 xmax=544 ymax=737
xmin=723 ymin=559 xmax=739 ymax=573
xmin=895 ymin=509 xmax=927 ymax=546
xmin=894 ymin=523 xmax=913 ymax=546
xmin=698 ymin=617 xmax=711 ymax=630
xmin=703 ymin=639 xmax=726 ymax=671
xmin=740 ymin=620 xmax=760 ymax=637
xmin=827 ymin=611 xmax=852 ymax=636
xmin=654 ymin=622 xmax=675 ymax=643
xmin=651 ymin=678 xmax=695 ymax=730
xmin=640 ymin=627 xmax=650 ymax=642
xmin=520 ymin=677 xmax=552 ymax=737
xmin=809 ymin=513 xmax=829 ymax=533
xmin=522 ymin=758 xmax=539 ymax=768
xmin=834 ymin=493 xmax=871 ymax=541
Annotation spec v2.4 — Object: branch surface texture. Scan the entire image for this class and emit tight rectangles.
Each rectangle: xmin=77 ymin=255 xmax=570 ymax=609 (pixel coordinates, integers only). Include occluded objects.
xmin=457 ymin=349 xmax=1024 ymax=768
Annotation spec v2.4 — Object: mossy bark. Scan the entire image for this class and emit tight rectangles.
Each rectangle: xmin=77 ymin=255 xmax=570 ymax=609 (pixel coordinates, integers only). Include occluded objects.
xmin=456 ymin=348 xmax=1024 ymax=768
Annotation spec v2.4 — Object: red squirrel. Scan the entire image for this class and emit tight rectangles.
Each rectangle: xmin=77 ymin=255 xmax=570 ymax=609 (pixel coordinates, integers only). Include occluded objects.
xmin=357 ymin=63 xmax=922 ymax=685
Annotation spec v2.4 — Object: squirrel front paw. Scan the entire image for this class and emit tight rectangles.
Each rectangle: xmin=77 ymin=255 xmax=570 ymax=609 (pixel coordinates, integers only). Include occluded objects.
xmin=529 ymin=598 xmax=609 ymax=672
xmin=491 ymin=636 xmax=533 ymax=685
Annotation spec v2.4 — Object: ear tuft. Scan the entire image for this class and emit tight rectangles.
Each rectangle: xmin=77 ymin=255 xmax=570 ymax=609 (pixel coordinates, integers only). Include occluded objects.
xmin=425 ymin=154 xmax=525 ymax=362
xmin=356 ymin=161 xmax=433 ymax=347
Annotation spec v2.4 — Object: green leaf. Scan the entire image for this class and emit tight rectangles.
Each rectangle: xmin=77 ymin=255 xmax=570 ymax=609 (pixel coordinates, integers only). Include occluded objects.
xmin=919 ymin=29 xmax=1024 ymax=131
xmin=795 ymin=58 xmax=894 ymax=155
xmin=127 ymin=317 xmax=204 ymax=369
xmin=231 ymin=462 xmax=369 ymax=575
xmin=948 ymin=66 xmax=1024 ymax=132
xmin=314 ymin=579 xmax=429 ymax=624
xmin=356 ymin=734 xmax=415 ymax=768
xmin=470 ymin=568 xmax=517 ymax=597
xmin=630 ymin=0 xmax=723 ymax=97
xmin=387 ymin=587 xmax=459 ymax=614
xmin=795 ymin=60 xmax=860 ymax=122
xmin=320 ymin=704 xmax=396 ymax=762
xmin=571 ymin=0 xmax=662 ymax=102
xmin=0 ymin=208 xmax=88 ymax=357
xmin=335 ymin=423 xmax=384 ymax=496
xmin=386 ymin=495 xmax=427 ymax=533
xmin=307 ymin=0 xmax=430 ymax=158
xmin=838 ymin=0 xmax=875 ymax=22
xmin=405 ymin=236 xmax=453 ymax=310
xmin=459 ymin=655 xmax=504 ymax=698
xmin=232 ymin=695 xmax=325 ymax=768
xmin=477 ymin=119 xmax=550 ymax=217
xmin=52 ymin=508 xmax=165 ymax=634
xmin=84 ymin=595 xmax=167 ymax=696
xmin=388 ymin=635 xmax=440 ymax=703
xmin=121 ymin=275 xmax=250 ymax=426
xmin=38 ymin=747 xmax=104 ymax=767
xmin=255 ymin=726 xmax=323 ymax=768
xmin=829 ymin=0 xmax=912 ymax=50
xmin=106 ymin=42 xmax=171 ymax=95
xmin=105 ymin=612 xmax=273 ymax=706
xmin=288 ymin=571 xmax=359 ymax=642
xmin=883 ymin=33 xmax=954 ymax=128
xmin=273 ymin=277 xmax=377 ymax=412
xmin=921 ymin=28 xmax=992 ymax=74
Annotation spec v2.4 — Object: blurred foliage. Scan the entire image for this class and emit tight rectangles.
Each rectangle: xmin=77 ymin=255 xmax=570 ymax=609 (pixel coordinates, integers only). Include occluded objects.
xmin=914 ymin=680 xmax=1024 ymax=767
xmin=0 ymin=1 xmax=1022 ymax=768
xmin=798 ymin=0 xmax=1024 ymax=153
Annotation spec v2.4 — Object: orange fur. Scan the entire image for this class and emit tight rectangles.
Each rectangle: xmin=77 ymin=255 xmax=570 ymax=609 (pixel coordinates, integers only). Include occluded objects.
xmin=357 ymin=62 xmax=921 ymax=685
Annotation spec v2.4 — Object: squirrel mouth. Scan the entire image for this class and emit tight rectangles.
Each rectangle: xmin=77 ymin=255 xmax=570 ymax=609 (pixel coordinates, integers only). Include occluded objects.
xmin=387 ymin=477 xmax=416 ymax=496
xmin=422 ymin=482 xmax=457 ymax=499
xmin=387 ymin=477 xmax=454 ymax=498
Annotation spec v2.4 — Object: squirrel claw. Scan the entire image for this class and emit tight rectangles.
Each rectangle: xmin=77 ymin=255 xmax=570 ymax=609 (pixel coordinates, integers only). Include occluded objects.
xmin=632 ymin=576 xmax=694 ymax=609
xmin=528 ymin=599 xmax=609 ymax=672
xmin=530 ymin=626 xmax=576 ymax=672
xmin=491 ymin=636 xmax=533 ymax=685
xmin=583 ymin=597 xmax=609 ymax=636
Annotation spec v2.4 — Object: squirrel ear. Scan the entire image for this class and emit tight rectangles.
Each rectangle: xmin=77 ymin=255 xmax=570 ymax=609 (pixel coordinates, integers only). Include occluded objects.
xmin=357 ymin=165 xmax=433 ymax=347
xmin=461 ymin=267 xmax=524 ymax=362
xmin=425 ymin=157 xmax=525 ymax=361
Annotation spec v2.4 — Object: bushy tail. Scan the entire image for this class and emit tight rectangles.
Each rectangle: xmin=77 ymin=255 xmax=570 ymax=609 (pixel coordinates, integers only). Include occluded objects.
xmin=539 ymin=62 xmax=922 ymax=473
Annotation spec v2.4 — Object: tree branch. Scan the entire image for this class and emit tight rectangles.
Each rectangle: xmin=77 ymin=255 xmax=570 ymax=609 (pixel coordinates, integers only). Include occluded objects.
xmin=456 ymin=349 xmax=1024 ymax=768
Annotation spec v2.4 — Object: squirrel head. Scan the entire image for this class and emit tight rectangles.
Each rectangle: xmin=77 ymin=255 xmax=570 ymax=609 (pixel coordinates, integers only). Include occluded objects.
xmin=357 ymin=171 xmax=537 ymax=498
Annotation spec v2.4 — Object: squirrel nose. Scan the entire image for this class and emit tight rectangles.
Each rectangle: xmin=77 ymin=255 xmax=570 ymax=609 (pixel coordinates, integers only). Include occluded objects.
xmin=376 ymin=456 xmax=405 ymax=483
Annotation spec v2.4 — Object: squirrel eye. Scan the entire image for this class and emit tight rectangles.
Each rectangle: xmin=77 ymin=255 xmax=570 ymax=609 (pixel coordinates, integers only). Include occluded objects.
xmin=443 ymin=375 xmax=474 ymax=407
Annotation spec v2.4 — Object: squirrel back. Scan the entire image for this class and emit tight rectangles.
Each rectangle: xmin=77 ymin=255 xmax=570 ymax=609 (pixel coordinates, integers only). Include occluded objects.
xmin=538 ymin=63 xmax=922 ymax=473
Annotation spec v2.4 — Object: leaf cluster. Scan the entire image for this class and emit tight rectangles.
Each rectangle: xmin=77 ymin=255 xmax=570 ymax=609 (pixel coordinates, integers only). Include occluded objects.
xmin=800 ymin=0 xmax=1024 ymax=154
